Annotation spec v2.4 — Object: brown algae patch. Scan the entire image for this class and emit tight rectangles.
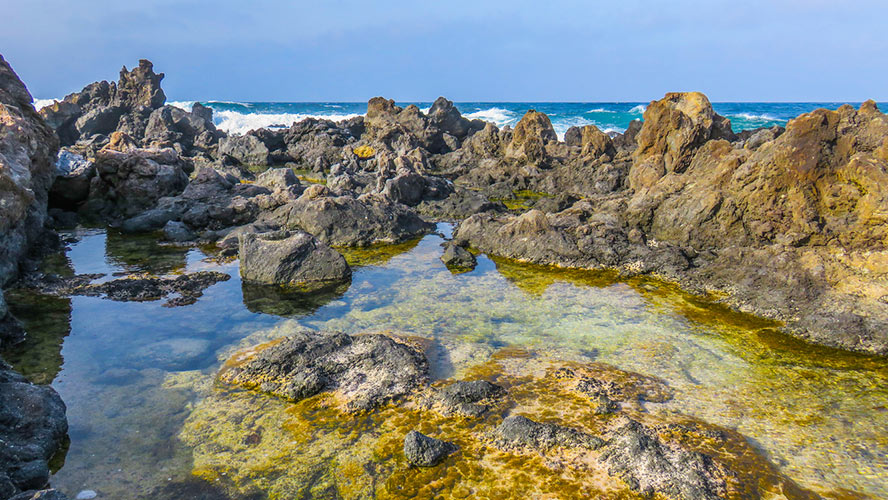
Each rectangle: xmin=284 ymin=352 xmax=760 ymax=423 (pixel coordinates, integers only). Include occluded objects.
xmin=182 ymin=344 xmax=817 ymax=499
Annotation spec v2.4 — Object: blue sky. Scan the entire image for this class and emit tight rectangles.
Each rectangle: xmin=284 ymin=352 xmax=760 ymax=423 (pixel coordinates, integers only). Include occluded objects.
xmin=3 ymin=0 xmax=886 ymax=102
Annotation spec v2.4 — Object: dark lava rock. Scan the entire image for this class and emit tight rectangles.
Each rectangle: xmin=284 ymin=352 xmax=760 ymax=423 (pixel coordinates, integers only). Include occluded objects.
xmin=426 ymin=380 xmax=505 ymax=418
xmin=493 ymin=415 xmax=603 ymax=452
xmin=403 ymin=430 xmax=458 ymax=467
xmin=440 ymin=242 xmax=476 ymax=272
xmin=219 ymin=330 xmax=429 ymax=412
xmin=600 ymin=417 xmax=735 ymax=500
xmin=0 ymin=363 xmax=68 ymax=498
xmin=238 ymin=230 xmax=351 ymax=288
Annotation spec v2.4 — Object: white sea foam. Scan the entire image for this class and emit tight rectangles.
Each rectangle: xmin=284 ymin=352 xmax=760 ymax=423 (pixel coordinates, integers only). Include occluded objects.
xmin=32 ymin=98 xmax=59 ymax=111
xmin=214 ymin=110 xmax=361 ymax=135
xmin=419 ymin=106 xmax=431 ymax=114
xmin=629 ymin=104 xmax=647 ymax=114
xmin=587 ymin=108 xmax=616 ymax=113
xmin=166 ymin=100 xmax=196 ymax=111
xmin=730 ymin=112 xmax=779 ymax=121
xmin=464 ymin=107 xmax=516 ymax=127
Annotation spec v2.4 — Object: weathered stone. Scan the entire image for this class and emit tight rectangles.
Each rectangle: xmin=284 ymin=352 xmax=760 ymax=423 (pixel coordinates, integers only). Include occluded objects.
xmin=238 ymin=230 xmax=351 ymax=288
xmin=0 ymin=54 xmax=60 ymax=285
xmin=219 ymin=330 xmax=430 ymax=412
xmin=403 ymin=431 xmax=458 ymax=467
xmin=493 ymin=415 xmax=604 ymax=451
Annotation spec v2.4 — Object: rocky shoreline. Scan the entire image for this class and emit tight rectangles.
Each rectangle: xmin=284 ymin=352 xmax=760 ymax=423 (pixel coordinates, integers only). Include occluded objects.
xmin=1 ymin=54 xmax=887 ymax=498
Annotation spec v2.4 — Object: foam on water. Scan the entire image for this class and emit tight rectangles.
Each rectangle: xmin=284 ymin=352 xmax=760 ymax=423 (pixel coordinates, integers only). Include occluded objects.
xmin=628 ymin=104 xmax=647 ymax=114
xmin=464 ymin=107 xmax=517 ymax=127
xmin=213 ymin=109 xmax=361 ymax=134
xmin=32 ymin=98 xmax=58 ymax=111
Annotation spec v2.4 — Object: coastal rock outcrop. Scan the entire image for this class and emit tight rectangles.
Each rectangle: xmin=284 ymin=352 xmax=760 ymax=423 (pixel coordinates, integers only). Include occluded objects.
xmin=0 ymin=54 xmax=60 ymax=284
xmin=238 ymin=230 xmax=351 ymax=288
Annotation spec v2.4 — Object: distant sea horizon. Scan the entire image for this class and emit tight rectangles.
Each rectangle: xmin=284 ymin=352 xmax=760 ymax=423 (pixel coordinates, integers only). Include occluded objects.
xmin=33 ymin=99 xmax=888 ymax=139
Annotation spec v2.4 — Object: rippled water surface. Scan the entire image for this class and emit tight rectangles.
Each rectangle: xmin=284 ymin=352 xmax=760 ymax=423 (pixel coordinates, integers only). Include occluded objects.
xmin=3 ymin=225 xmax=887 ymax=499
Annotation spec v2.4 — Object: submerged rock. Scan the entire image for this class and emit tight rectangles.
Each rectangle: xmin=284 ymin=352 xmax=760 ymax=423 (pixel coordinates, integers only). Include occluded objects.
xmin=440 ymin=242 xmax=476 ymax=271
xmin=600 ymin=418 xmax=735 ymax=500
xmin=403 ymin=430 xmax=458 ymax=467
xmin=493 ymin=415 xmax=604 ymax=452
xmin=422 ymin=379 xmax=506 ymax=418
xmin=219 ymin=330 xmax=429 ymax=412
xmin=238 ymin=230 xmax=351 ymax=289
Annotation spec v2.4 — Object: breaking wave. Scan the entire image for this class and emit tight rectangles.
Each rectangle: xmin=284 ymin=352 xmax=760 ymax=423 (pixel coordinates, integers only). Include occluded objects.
xmin=32 ymin=98 xmax=59 ymax=111
xmin=213 ymin=110 xmax=361 ymax=135
xmin=464 ymin=107 xmax=517 ymax=127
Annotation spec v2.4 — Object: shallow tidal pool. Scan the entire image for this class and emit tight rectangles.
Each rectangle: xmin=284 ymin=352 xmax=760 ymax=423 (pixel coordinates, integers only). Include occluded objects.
xmin=3 ymin=225 xmax=888 ymax=499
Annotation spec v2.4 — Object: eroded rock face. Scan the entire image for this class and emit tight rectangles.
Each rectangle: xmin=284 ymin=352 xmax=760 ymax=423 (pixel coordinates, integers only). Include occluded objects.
xmin=83 ymin=147 xmax=189 ymax=219
xmin=238 ymin=230 xmax=351 ymax=288
xmin=0 ymin=54 xmax=60 ymax=284
xmin=631 ymin=92 xmax=735 ymax=189
xmin=219 ymin=330 xmax=430 ymax=412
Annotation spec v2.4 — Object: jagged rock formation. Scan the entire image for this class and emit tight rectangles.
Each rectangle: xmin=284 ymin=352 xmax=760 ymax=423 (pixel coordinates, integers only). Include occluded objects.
xmin=30 ymin=59 xmax=888 ymax=356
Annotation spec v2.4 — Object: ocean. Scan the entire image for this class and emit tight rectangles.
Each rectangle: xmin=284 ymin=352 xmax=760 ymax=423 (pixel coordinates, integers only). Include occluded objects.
xmin=33 ymin=99 xmax=887 ymax=139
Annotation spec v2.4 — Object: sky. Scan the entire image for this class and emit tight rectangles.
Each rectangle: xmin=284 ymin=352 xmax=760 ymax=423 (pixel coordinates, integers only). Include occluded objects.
xmin=2 ymin=0 xmax=887 ymax=102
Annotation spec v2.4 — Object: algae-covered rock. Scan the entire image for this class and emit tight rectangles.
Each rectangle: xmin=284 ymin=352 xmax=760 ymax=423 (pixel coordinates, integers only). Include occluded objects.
xmin=403 ymin=430 xmax=458 ymax=467
xmin=494 ymin=415 xmax=604 ymax=452
xmin=420 ymin=379 xmax=505 ymax=418
xmin=219 ymin=330 xmax=429 ymax=412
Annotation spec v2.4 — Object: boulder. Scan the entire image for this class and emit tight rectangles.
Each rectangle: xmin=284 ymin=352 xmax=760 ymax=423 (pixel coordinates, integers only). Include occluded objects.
xmin=48 ymin=151 xmax=94 ymax=210
xmin=403 ymin=431 xmax=458 ymax=467
xmin=238 ymin=230 xmax=351 ymax=288
xmin=219 ymin=330 xmax=430 ymax=412
xmin=0 ymin=364 xmax=68 ymax=498
xmin=84 ymin=148 xmax=188 ymax=219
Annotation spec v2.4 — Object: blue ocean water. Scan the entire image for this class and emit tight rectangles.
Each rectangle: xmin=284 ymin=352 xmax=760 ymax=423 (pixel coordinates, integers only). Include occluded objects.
xmin=161 ymin=100 xmax=887 ymax=138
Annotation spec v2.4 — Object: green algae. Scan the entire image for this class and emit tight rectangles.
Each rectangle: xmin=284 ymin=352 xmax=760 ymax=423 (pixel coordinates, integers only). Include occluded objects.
xmin=289 ymin=168 xmax=327 ymax=185
xmin=336 ymin=238 xmax=421 ymax=267
xmin=490 ymin=189 xmax=551 ymax=212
